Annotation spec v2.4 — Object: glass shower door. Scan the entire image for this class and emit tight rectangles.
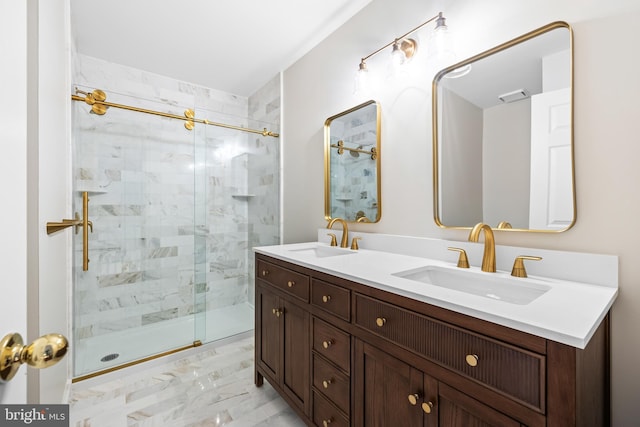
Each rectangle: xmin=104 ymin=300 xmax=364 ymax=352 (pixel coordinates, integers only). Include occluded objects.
xmin=71 ymin=88 xmax=203 ymax=377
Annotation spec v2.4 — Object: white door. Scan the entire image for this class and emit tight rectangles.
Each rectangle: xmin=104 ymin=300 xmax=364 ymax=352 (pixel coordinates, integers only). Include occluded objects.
xmin=0 ymin=0 xmax=71 ymax=405
xmin=529 ymin=87 xmax=574 ymax=230
xmin=0 ymin=0 xmax=29 ymax=404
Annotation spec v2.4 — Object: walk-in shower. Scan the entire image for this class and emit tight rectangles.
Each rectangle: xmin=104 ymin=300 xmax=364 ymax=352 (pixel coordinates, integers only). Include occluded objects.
xmin=70 ymin=55 xmax=280 ymax=378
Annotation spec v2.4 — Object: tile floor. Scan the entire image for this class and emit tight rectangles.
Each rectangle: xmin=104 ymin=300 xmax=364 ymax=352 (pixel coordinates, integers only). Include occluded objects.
xmin=68 ymin=335 xmax=306 ymax=427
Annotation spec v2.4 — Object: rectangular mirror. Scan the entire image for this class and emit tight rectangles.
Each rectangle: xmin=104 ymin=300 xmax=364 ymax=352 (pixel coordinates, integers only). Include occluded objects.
xmin=433 ymin=21 xmax=575 ymax=232
xmin=325 ymin=100 xmax=381 ymax=223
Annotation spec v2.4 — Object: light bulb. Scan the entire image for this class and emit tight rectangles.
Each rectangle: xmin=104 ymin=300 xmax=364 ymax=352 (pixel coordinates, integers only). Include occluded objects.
xmin=391 ymin=41 xmax=406 ymax=66
xmin=426 ymin=13 xmax=461 ymax=71
xmin=354 ymin=61 xmax=370 ymax=95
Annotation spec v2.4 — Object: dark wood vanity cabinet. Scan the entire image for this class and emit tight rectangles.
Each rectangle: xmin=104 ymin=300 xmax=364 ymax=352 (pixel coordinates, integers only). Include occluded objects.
xmin=355 ymin=340 xmax=520 ymax=426
xmin=255 ymin=258 xmax=310 ymax=416
xmin=254 ymin=253 xmax=611 ymax=427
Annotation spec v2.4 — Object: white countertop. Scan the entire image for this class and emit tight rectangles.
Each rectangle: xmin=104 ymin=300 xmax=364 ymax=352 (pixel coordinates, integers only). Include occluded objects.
xmin=254 ymin=240 xmax=618 ymax=349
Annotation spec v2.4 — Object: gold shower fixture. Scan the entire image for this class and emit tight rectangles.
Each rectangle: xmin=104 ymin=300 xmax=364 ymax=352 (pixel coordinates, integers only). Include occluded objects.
xmin=77 ymin=89 xmax=109 ymax=115
xmin=184 ymin=109 xmax=195 ymax=130
xmin=71 ymin=88 xmax=279 ymax=137
xmin=331 ymin=140 xmax=377 ymax=160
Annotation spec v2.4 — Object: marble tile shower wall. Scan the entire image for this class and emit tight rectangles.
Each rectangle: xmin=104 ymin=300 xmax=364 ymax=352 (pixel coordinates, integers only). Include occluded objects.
xmin=247 ymin=74 xmax=281 ymax=306
xmin=72 ymin=54 xmax=280 ymax=342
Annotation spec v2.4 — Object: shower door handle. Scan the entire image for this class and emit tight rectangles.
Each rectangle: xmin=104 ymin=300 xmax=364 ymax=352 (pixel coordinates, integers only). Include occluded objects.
xmin=46 ymin=191 xmax=93 ymax=271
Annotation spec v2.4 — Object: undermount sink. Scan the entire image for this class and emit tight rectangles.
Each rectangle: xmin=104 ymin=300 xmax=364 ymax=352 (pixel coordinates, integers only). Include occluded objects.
xmin=288 ymin=245 xmax=355 ymax=258
xmin=392 ymin=265 xmax=550 ymax=305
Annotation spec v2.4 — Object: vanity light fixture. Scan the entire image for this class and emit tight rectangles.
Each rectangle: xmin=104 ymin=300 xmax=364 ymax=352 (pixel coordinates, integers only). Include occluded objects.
xmin=356 ymin=11 xmax=468 ymax=90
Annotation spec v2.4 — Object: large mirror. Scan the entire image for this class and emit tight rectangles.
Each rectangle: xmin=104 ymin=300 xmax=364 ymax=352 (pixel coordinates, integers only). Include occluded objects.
xmin=325 ymin=100 xmax=381 ymax=223
xmin=433 ymin=21 xmax=574 ymax=232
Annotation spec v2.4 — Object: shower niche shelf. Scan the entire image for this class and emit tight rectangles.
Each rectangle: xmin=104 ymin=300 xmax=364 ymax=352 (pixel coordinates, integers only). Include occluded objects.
xmin=232 ymin=194 xmax=255 ymax=199
xmin=75 ymin=188 xmax=108 ymax=195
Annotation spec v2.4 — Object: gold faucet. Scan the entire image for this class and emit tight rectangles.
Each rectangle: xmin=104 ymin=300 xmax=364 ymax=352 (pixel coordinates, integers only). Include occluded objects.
xmin=468 ymin=223 xmax=496 ymax=272
xmin=327 ymin=218 xmax=349 ymax=248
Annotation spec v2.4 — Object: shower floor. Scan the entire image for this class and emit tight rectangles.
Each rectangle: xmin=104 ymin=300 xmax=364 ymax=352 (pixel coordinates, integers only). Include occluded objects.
xmin=74 ymin=302 xmax=255 ymax=377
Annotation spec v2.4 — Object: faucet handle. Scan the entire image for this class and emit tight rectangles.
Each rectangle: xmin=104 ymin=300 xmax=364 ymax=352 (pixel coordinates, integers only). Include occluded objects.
xmin=350 ymin=236 xmax=361 ymax=250
xmin=327 ymin=233 xmax=338 ymax=247
xmin=447 ymin=247 xmax=470 ymax=269
xmin=511 ymin=256 xmax=542 ymax=278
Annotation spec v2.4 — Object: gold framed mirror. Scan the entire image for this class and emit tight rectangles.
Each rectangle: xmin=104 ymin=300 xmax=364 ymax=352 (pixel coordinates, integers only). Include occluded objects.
xmin=324 ymin=100 xmax=381 ymax=223
xmin=433 ymin=21 xmax=575 ymax=232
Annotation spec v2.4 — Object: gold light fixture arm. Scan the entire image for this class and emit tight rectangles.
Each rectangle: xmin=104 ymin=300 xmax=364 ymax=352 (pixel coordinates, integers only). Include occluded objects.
xmin=72 ymin=89 xmax=279 ymax=137
xmin=359 ymin=12 xmax=443 ymax=67
xmin=0 ymin=332 xmax=68 ymax=382
xmin=46 ymin=191 xmax=93 ymax=271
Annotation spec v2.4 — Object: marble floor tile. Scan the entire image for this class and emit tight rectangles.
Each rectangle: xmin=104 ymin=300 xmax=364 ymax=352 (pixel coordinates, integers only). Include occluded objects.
xmin=69 ymin=336 xmax=306 ymax=427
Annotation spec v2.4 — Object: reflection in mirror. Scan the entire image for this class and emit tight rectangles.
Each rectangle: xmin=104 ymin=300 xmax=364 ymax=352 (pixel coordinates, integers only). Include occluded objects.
xmin=325 ymin=100 xmax=381 ymax=223
xmin=433 ymin=21 xmax=574 ymax=232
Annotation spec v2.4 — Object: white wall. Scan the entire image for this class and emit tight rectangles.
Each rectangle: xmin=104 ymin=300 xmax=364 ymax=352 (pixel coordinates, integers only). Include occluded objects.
xmin=440 ymin=88 xmax=483 ymax=226
xmin=483 ymin=99 xmax=531 ymax=228
xmin=282 ymin=0 xmax=640 ymax=424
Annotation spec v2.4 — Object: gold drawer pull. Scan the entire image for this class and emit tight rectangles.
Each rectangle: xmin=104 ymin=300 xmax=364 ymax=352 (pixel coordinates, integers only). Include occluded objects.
xmin=422 ymin=401 xmax=434 ymax=414
xmin=261 ymin=269 xmax=269 ymax=277
xmin=466 ymin=354 xmax=479 ymax=367
xmin=287 ymin=280 xmax=295 ymax=287
xmin=272 ymin=308 xmax=282 ymax=318
xmin=322 ymin=378 xmax=333 ymax=389
xmin=323 ymin=418 xmax=333 ymax=427
xmin=322 ymin=339 xmax=334 ymax=349
xmin=376 ymin=317 xmax=386 ymax=327
xmin=408 ymin=393 xmax=421 ymax=405
xmin=322 ymin=295 xmax=331 ymax=303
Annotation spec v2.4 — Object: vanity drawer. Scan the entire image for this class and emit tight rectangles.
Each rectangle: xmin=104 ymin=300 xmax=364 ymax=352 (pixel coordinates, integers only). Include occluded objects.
xmin=256 ymin=259 xmax=309 ymax=302
xmin=313 ymin=318 xmax=350 ymax=373
xmin=354 ymin=293 xmax=545 ymax=411
xmin=313 ymin=391 xmax=349 ymax=427
xmin=313 ymin=354 xmax=350 ymax=415
xmin=311 ymin=279 xmax=351 ymax=321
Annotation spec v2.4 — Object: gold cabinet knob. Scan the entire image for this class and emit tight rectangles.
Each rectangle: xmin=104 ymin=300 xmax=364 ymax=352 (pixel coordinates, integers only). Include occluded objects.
xmin=465 ymin=354 xmax=479 ymax=367
xmin=422 ymin=401 xmax=434 ymax=414
xmin=287 ymin=281 xmax=295 ymax=288
xmin=322 ymin=418 xmax=333 ymax=427
xmin=272 ymin=308 xmax=282 ymax=318
xmin=322 ymin=378 xmax=333 ymax=389
xmin=408 ymin=393 xmax=421 ymax=405
xmin=322 ymin=339 xmax=334 ymax=349
xmin=375 ymin=317 xmax=386 ymax=327
xmin=261 ymin=269 xmax=269 ymax=277
xmin=322 ymin=295 xmax=331 ymax=303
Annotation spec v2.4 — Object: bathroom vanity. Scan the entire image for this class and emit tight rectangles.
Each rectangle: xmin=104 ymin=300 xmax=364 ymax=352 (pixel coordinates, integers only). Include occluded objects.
xmin=254 ymin=235 xmax=617 ymax=426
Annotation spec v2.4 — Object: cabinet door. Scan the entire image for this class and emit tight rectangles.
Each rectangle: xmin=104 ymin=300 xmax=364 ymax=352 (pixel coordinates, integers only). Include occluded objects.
xmin=437 ymin=383 xmax=520 ymax=427
xmin=356 ymin=341 xmax=423 ymax=426
xmin=282 ymin=298 xmax=310 ymax=412
xmin=256 ymin=285 xmax=281 ymax=382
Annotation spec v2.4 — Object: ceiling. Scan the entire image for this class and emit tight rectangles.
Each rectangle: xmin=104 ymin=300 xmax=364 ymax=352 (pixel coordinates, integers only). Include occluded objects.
xmin=70 ymin=0 xmax=371 ymax=97
xmin=440 ymin=26 xmax=570 ymax=109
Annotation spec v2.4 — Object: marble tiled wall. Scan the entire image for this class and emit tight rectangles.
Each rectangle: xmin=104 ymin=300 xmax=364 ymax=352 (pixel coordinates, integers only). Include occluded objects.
xmin=247 ymin=74 xmax=282 ymax=306
xmin=71 ymin=54 xmax=280 ymax=373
